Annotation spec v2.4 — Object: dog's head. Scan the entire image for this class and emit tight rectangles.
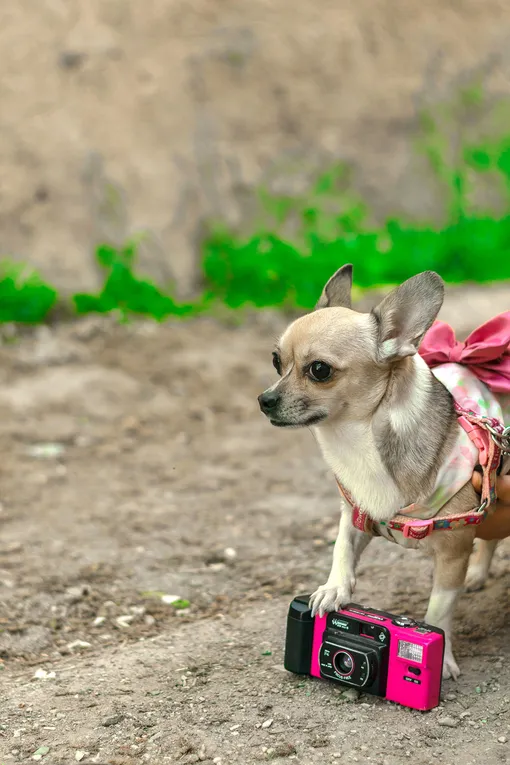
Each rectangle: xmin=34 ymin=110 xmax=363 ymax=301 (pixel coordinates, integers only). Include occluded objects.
xmin=258 ymin=265 xmax=444 ymax=427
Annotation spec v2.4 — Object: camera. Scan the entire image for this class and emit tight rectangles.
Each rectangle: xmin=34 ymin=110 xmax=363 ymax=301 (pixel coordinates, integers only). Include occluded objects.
xmin=284 ymin=595 xmax=445 ymax=711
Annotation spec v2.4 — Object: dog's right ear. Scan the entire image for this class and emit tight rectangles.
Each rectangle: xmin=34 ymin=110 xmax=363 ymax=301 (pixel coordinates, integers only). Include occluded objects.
xmin=315 ymin=264 xmax=353 ymax=309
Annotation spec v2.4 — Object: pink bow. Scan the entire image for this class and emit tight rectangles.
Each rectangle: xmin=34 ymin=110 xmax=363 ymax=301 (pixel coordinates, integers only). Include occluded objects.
xmin=419 ymin=311 xmax=510 ymax=394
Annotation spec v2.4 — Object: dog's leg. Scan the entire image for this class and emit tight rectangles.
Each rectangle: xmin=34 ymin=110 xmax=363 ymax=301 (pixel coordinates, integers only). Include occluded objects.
xmin=310 ymin=508 xmax=371 ymax=617
xmin=465 ymin=539 xmax=498 ymax=591
xmin=424 ymin=536 xmax=473 ymax=681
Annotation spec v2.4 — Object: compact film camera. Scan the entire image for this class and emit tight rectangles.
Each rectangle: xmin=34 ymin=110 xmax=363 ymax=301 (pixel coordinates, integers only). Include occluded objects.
xmin=284 ymin=595 xmax=445 ymax=711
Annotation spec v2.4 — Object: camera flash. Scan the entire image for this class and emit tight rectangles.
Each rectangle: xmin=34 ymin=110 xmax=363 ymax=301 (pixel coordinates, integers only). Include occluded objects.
xmin=398 ymin=640 xmax=423 ymax=663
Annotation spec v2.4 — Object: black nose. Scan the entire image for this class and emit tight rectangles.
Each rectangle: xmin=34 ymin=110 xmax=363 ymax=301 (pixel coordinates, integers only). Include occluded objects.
xmin=258 ymin=390 xmax=280 ymax=414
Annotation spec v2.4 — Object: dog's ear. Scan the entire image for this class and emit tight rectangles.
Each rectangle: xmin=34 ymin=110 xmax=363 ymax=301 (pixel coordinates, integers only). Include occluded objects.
xmin=315 ymin=264 xmax=353 ymax=309
xmin=372 ymin=271 xmax=444 ymax=362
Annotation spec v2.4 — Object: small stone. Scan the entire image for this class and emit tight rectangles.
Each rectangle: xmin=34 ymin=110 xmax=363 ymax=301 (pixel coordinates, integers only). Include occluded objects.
xmin=116 ymin=615 xmax=134 ymax=628
xmin=63 ymin=585 xmax=89 ymax=604
xmin=32 ymin=669 xmax=56 ymax=681
xmin=224 ymin=547 xmax=237 ymax=561
xmin=102 ymin=714 xmax=124 ymax=727
xmin=272 ymin=743 xmax=297 ymax=757
xmin=75 ymin=752 xmax=87 ymax=762
xmin=67 ymin=640 xmax=91 ymax=651
xmin=261 ymin=718 xmax=273 ymax=729
xmin=445 ymin=693 xmax=457 ymax=701
xmin=342 ymin=688 xmax=360 ymax=702
xmin=144 ymin=614 xmax=156 ymax=627
xmin=438 ymin=716 xmax=459 ymax=728
xmin=498 ymin=736 xmax=507 ymax=744
xmin=33 ymin=746 xmax=50 ymax=760
xmin=92 ymin=616 xmax=106 ymax=627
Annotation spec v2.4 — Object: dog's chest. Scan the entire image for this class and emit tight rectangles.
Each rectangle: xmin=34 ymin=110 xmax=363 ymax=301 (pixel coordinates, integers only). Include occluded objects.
xmin=314 ymin=422 xmax=404 ymax=520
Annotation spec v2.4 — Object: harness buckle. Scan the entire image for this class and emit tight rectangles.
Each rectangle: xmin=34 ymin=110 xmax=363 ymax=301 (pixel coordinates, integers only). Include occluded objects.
xmin=457 ymin=416 xmax=489 ymax=465
xmin=402 ymin=518 xmax=434 ymax=540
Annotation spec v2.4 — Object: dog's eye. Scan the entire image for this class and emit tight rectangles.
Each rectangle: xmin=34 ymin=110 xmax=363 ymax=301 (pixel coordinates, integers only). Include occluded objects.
xmin=272 ymin=352 xmax=282 ymax=376
xmin=308 ymin=361 xmax=332 ymax=382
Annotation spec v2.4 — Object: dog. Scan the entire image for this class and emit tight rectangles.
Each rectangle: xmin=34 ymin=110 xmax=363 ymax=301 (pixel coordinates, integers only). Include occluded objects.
xmin=258 ymin=266 xmax=510 ymax=679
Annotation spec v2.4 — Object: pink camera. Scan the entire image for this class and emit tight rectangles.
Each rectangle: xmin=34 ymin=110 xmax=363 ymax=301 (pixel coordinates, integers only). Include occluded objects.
xmin=284 ymin=596 xmax=445 ymax=711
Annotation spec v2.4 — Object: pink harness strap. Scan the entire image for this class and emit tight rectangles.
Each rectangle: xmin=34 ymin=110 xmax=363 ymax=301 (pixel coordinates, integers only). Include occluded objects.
xmin=339 ymin=406 xmax=507 ymax=541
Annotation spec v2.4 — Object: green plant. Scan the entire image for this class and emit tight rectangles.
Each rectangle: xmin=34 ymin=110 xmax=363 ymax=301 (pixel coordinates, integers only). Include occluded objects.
xmin=201 ymin=125 xmax=510 ymax=310
xmin=1 ymin=100 xmax=510 ymax=326
xmin=0 ymin=261 xmax=57 ymax=323
xmin=73 ymin=242 xmax=195 ymax=321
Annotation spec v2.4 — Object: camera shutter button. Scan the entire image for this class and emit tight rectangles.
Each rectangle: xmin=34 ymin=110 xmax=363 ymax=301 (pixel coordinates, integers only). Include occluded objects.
xmin=392 ymin=617 xmax=417 ymax=628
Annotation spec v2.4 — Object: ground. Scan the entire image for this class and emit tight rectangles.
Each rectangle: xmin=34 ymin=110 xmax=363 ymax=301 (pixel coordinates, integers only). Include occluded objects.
xmin=0 ymin=284 xmax=509 ymax=765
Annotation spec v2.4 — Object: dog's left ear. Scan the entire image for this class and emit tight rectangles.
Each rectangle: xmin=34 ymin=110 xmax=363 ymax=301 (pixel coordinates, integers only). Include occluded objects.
xmin=372 ymin=271 xmax=444 ymax=362
xmin=315 ymin=264 xmax=353 ymax=309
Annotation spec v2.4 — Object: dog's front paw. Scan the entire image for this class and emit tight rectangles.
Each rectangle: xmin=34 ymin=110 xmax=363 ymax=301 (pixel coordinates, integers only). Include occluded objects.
xmin=442 ymin=648 xmax=460 ymax=681
xmin=309 ymin=580 xmax=355 ymax=618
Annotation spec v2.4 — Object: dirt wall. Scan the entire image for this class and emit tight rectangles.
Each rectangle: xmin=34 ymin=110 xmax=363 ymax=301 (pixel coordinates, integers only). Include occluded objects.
xmin=1 ymin=1 xmax=510 ymax=293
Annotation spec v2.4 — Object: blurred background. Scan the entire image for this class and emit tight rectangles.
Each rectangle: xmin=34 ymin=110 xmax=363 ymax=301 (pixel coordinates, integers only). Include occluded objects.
xmin=2 ymin=1 xmax=510 ymax=320
xmin=1 ymin=5 xmax=510 ymax=765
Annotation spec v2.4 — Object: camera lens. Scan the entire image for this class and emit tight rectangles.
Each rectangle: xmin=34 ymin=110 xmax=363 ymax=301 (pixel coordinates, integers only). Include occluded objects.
xmin=333 ymin=650 xmax=355 ymax=675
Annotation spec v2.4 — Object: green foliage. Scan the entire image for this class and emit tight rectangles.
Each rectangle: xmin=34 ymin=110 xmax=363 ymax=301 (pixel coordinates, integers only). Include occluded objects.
xmin=73 ymin=242 xmax=195 ymax=321
xmin=0 ymin=261 xmax=57 ymax=323
xmin=201 ymin=127 xmax=510 ymax=310
xmin=1 ymin=103 xmax=510 ymax=325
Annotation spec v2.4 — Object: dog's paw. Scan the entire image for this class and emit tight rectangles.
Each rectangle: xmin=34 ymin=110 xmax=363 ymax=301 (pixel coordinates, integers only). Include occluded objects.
xmin=309 ymin=581 xmax=354 ymax=618
xmin=464 ymin=564 xmax=489 ymax=592
xmin=442 ymin=649 xmax=460 ymax=681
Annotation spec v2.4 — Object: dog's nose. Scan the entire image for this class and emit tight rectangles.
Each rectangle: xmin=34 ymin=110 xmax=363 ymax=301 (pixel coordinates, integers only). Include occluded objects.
xmin=258 ymin=390 xmax=280 ymax=414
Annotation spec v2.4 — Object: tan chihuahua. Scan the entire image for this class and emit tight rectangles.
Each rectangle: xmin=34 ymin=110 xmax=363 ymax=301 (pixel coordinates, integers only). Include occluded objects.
xmin=258 ymin=266 xmax=509 ymax=680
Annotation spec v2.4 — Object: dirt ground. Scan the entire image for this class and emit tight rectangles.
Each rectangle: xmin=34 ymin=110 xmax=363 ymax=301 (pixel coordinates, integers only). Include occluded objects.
xmin=0 ymin=283 xmax=509 ymax=765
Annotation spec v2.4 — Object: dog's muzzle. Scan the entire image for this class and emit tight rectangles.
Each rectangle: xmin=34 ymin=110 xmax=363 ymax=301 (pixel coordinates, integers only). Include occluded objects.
xmin=258 ymin=390 xmax=280 ymax=416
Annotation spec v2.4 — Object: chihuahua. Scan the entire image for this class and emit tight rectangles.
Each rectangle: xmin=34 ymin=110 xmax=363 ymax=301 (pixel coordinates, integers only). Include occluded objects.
xmin=258 ymin=266 xmax=509 ymax=679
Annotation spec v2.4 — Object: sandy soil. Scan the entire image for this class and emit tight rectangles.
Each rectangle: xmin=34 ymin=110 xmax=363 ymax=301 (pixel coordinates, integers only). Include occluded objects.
xmin=0 ymin=283 xmax=509 ymax=764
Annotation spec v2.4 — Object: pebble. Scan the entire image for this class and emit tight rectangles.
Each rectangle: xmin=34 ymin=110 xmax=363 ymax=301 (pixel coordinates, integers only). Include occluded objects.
xmin=445 ymin=693 xmax=457 ymax=701
xmin=342 ymin=688 xmax=360 ymax=702
xmin=161 ymin=594 xmax=182 ymax=605
xmin=102 ymin=714 xmax=124 ymax=727
xmin=498 ymin=736 xmax=507 ymax=744
xmin=93 ymin=616 xmax=106 ymax=627
xmin=32 ymin=746 xmax=50 ymax=761
xmin=116 ymin=615 xmax=135 ymax=628
xmin=67 ymin=640 xmax=91 ymax=651
xmin=63 ymin=585 xmax=89 ymax=604
xmin=32 ymin=669 xmax=56 ymax=681
xmin=438 ymin=716 xmax=459 ymax=728
xmin=75 ymin=752 xmax=87 ymax=762
xmin=261 ymin=719 xmax=273 ymax=729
